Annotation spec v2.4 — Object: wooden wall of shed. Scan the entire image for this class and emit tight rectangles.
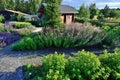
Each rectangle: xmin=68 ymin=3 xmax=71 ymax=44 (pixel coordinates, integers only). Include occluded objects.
xmin=61 ymin=13 xmax=74 ymax=24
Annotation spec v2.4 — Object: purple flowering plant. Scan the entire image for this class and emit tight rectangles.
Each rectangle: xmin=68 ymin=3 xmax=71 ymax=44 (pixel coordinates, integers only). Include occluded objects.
xmin=0 ymin=33 xmax=21 ymax=48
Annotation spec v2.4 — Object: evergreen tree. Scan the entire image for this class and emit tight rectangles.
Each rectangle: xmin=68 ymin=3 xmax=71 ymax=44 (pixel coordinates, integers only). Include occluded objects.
xmin=78 ymin=4 xmax=86 ymax=18
xmin=89 ymin=3 xmax=99 ymax=19
xmin=43 ymin=0 xmax=62 ymax=27
xmin=78 ymin=4 xmax=90 ymax=22
xmin=102 ymin=5 xmax=111 ymax=18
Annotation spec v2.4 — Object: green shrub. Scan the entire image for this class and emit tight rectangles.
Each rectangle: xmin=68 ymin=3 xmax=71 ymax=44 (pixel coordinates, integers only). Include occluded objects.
xmin=42 ymin=52 xmax=70 ymax=80
xmin=0 ymin=23 xmax=3 ymax=32
xmin=0 ymin=23 xmax=3 ymax=27
xmin=0 ymin=15 xmax=5 ymax=23
xmin=102 ymin=28 xmax=120 ymax=48
xmin=99 ymin=49 xmax=120 ymax=80
xmin=12 ymin=24 xmax=105 ymax=51
xmin=17 ymin=14 xmax=25 ymax=21
xmin=16 ymin=28 xmax=34 ymax=36
xmin=90 ymin=20 xmax=102 ymax=27
xmin=12 ymin=37 xmax=37 ymax=50
xmin=102 ymin=25 xmax=111 ymax=31
xmin=30 ymin=20 xmax=43 ymax=27
xmin=75 ymin=18 xmax=86 ymax=23
xmin=24 ymin=64 xmax=42 ymax=80
xmin=23 ymin=49 xmax=120 ymax=80
xmin=0 ymin=24 xmax=13 ymax=33
xmin=10 ymin=22 xmax=33 ymax=29
xmin=66 ymin=50 xmax=105 ymax=80
xmin=24 ymin=52 xmax=70 ymax=80
xmin=90 ymin=20 xmax=119 ymax=28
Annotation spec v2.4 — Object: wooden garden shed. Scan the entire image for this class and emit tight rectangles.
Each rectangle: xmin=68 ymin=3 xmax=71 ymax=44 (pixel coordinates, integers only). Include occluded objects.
xmin=38 ymin=3 xmax=78 ymax=24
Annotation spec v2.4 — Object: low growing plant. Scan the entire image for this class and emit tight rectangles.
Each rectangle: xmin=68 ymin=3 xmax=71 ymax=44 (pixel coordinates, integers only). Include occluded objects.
xmin=10 ymin=22 xmax=33 ymax=29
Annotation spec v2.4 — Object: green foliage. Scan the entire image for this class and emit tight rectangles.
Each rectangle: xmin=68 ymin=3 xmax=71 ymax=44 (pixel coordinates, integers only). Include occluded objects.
xmin=42 ymin=52 xmax=69 ymax=80
xmin=99 ymin=49 xmax=120 ymax=79
xmin=78 ymin=4 xmax=90 ymax=23
xmin=12 ymin=36 xmax=37 ymax=50
xmin=16 ymin=28 xmax=33 ymax=36
xmin=102 ymin=5 xmax=111 ymax=18
xmin=90 ymin=20 xmax=119 ymax=27
xmin=102 ymin=25 xmax=111 ymax=31
xmin=43 ymin=0 xmax=63 ymax=27
xmin=30 ymin=20 xmax=43 ymax=27
xmin=16 ymin=14 xmax=25 ymax=21
xmin=66 ymin=50 xmax=104 ymax=80
xmin=97 ymin=12 xmax=104 ymax=21
xmin=0 ymin=0 xmax=42 ymax=14
xmin=10 ymin=22 xmax=33 ymax=29
xmin=89 ymin=3 xmax=99 ymax=19
xmin=12 ymin=24 xmax=105 ymax=51
xmin=90 ymin=20 xmax=102 ymax=27
xmin=102 ymin=27 xmax=120 ymax=48
xmin=110 ymin=10 xmax=120 ymax=18
xmin=24 ymin=65 xmax=42 ymax=80
xmin=75 ymin=18 xmax=86 ymax=23
xmin=0 ymin=15 xmax=5 ymax=23
xmin=0 ymin=25 xmax=13 ymax=33
xmin=0 ymin=23 xmax=3 ymax=27
xmin=24 ymin=49 xmax=120 ymax=80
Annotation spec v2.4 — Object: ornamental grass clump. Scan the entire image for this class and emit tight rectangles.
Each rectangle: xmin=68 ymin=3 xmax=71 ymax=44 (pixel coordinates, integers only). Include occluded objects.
xmin=12 ymin=23 xmax=105 ymax=51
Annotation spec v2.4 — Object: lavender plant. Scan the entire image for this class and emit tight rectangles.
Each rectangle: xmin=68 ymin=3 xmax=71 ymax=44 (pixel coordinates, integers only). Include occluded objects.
xmin=0 ymin=33 xmax=21 ymax=48
xmin=12 ymin=23 xmax=105 ymax=51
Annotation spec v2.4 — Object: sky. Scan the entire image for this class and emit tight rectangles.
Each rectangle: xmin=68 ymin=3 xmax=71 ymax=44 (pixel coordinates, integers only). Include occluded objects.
xmin=62 ymin=0 xmax=120 ymax=9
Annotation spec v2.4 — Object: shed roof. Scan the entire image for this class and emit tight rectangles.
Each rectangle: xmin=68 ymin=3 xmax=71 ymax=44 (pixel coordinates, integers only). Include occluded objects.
xmin=39 ymin=3 xmax=78 ymax=14
xmin=60 ymin=5 xmax=78 ymax=14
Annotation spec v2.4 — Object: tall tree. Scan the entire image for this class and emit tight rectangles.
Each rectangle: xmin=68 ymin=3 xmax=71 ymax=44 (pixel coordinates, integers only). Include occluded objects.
xmin=109 ymin=9 xmax=120 ymax=18
xmin=78 ymin=4 xmax=90 ymax=22
xmin=89 ymin=3 xmax=99 ymax=19
xmin=78 ymin=4 xmax=86 ymax=18
xmin=27 ymin=0 xmax=42 ymax=14
xmin=0 ymin=0 xmax=42 ymax=14
xmin=102 ymin=5 xmax=111 ymax=18
xmin=43 ymin=0 xmax=62 ymax=27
